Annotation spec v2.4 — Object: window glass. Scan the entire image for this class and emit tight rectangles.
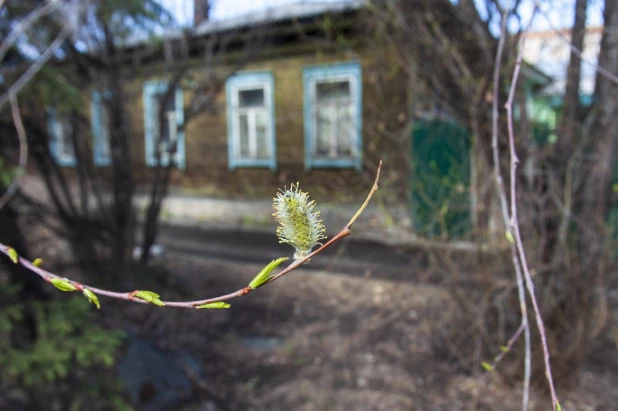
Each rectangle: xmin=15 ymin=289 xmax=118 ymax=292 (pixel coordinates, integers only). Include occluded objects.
xmin=225 ymin=73 xmax=276 ymax=170
xmin=255 ymin=110 xmax=269 ymax=159
xmin=239 ymin=88 xmax=265 ymax=108
xmin=239 ymin=113 xmax=250 ymax=157
xmin=316 ymin=81 xmax=350 ymax=102
xmin=314 ymin=79 xmax=354 ymax=158
xmin=154 ymin=93 xmax=177 ymax=152
xmin=235 ymin=86 xmax=269 ymax=159
xmin=100 ymin=104 xmax=111 ymax=160
xmin=56 ymin=116 xmax=74 ymax=159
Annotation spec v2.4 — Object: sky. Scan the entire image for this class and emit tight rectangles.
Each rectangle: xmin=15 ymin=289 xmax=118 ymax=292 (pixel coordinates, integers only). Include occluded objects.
xmin=161 ymin=0 xmax=605 ymax=30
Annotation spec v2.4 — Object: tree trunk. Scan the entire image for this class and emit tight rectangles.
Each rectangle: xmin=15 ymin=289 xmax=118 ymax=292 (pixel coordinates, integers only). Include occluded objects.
xmin=580 ymin=0 xmax=618 ymax=259
xmin=556 ymin=0 xmax=588 ymax=148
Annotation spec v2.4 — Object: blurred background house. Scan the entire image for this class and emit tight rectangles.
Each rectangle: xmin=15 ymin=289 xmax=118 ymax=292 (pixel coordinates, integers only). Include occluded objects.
xmin=37 ymin=0 xmax=568 ymax=242
xmin=523 ymin=26 xmax=603 ymax=143
xmin=33 ymin=0 xmax=414 ymax=242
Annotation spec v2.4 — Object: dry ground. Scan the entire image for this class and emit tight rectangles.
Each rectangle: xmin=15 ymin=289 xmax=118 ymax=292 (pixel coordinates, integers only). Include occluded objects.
xmin=90 ymin=252 xmax=618 ymax=411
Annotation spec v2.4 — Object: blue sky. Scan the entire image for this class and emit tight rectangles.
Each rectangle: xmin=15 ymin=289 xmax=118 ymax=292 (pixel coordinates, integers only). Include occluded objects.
xmin=161 ymin=0 xmax=605 ymax=30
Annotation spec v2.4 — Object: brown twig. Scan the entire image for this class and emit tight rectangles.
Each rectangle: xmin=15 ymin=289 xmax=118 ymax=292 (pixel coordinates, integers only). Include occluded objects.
xmin=0 ymin=93 xmax=28 ymax=211
xmin=481 ymin=322 xmax=526 ymax=376
xmin=0 ymin=20 xmax=74 ymax=112
xmin=504 ymin=16 xmax=560 ymax=411
xmin=0 ymin=162 xmax=382 ymax=309
xmin=0 ymin=0 xmax=63 ymax=64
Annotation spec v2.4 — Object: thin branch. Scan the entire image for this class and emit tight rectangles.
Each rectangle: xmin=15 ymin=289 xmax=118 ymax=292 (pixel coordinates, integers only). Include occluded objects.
xmin=481 ymin=321 xmax=525 ymax=374
xmin=505 ymin=11 xmax=560 ymax=411
xmin=0 ymin=0 xmax=63 ymax=63
xmin=0 ymin=93 xmax=28 ymax=211
xmin=0 ymin=21 xmax=73 ymax=112
xmin=0 ymin=162 xmax=382 ymax=309
xmin=490 ymin=5 xmax=530 ymax=410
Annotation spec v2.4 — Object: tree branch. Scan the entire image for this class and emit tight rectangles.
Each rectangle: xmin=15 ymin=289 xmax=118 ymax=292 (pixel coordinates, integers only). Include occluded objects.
xmin=489 ymin=6 xmax=530 ymax=410
xmin=0 ymin=21 xmax=74 ymax=112
xmin=504 ymin=11 xmax=560 ymax=411
xmin=0 ymin=0 xmax=63 ymax=64
xmin=0 ymin=162 xmax=382 ymax=309
xmin=0 ymin=93 xmax=28 ymax=211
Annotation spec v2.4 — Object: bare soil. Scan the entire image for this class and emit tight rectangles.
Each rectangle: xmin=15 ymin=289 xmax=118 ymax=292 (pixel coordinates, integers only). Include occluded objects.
xmin=94 ymin=252 xmax=618 ymax=411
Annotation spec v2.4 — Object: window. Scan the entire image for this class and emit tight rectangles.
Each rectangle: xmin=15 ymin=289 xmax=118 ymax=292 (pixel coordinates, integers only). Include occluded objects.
xmin=226 ymin=72 xmax=276 ymax=170
xmin=143 ymin=81 xmax=185 ymax=168
xmin=48 ymin=108 xmax=76 ymax=167
xmin=91 ymin=91 xmax=112 ymax=166
xmin=303 ymin=62 xmax=362 ymax=170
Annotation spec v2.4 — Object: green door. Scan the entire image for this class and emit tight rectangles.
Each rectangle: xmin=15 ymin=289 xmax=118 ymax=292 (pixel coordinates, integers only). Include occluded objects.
xmin=410 ymin=119 xmax=471 ymax=238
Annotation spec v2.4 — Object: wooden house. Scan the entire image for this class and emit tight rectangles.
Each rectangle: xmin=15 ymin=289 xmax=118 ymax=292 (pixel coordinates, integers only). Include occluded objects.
xmin=45 ymin=1 xmax=409 ymax=208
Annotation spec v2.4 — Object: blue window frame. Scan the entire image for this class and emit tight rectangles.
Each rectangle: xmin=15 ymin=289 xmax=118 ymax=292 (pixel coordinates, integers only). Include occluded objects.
xmin=143 ymin=81 xmax=185 ymax=169
xmin=91 ymin=91 xmax=112 ymax=166
xmin=48 ymin=107 xmax=76 ymax=167
xmin=303 ymin=62 xmax=362 ymax=171
xmin=225 ymin=72 xmax=276 ymax=170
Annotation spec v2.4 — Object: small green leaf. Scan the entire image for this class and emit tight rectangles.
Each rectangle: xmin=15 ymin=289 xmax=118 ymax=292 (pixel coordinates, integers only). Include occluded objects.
xmin=83 ymin=288 xmax=100 ymax=309
xmin=134 ymin=290 xmax=164 ymax=306
xmin=7 ymin=247 xmax=18 ymax=264
xmin=556 ymin=401 xmax=562 ymax=411
xmin=505 ymin=230 xmax=515 ymax=244
xmin=248 ymin=257 xmax=289 ymax=289
xmin=150 ymin=298 xmax=165 ymax=307
xmin=481 ymin=361 xmax=493 ymax=372
xmin=50 ymin=278 xmax=78 ymax=292
xmin=196 ymin=302 xmax=231 ymax=309
xmin=33 ymin=258 xmax=43 ymax=267
xmin=500 ymin=345 xmax=509 ymax=353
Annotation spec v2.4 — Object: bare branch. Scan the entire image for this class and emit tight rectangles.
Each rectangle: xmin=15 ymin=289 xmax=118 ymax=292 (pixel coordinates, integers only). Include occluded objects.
xmin=0 ymin=163 xmax=382 ymax=309
xmin=504 ymin=9 xmax=560 ymax=411
xmin=0 ymin=20 xmax=73 ymax=112
xmin=490 ymin=5 xmax=530 ymax=410
xmin=0 ymin=93 xmax=28 ymax=211
xmin=0 ymin=0 xmax=63 ymax=63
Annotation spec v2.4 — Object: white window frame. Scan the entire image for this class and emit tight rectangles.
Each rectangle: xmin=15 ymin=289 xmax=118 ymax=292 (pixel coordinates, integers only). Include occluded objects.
xmin=231 ymin=82 xmax=271 ymax=160
xmin=303 ymin=62 xmax=362 ymax=171
xmin=143 ymin=81 xmax=185 ymax=169
xmin=225 ymin=72 xmax=276 ymax=170
xmin=309 ymin=73 xmax=358 ymax=160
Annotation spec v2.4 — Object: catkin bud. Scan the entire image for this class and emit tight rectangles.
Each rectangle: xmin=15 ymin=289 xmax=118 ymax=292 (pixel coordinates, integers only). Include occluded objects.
xmin=273 ymin=183 xmax=326 ymax=260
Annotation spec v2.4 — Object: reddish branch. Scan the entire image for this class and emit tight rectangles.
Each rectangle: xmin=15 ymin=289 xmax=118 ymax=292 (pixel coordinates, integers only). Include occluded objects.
xmin=0 ymin=162 xmax=382 ymax=309
xmin=504 ymin=23 xmax=560 ymax=411
xmin=489 ymin=6 xmax=531 ymax=411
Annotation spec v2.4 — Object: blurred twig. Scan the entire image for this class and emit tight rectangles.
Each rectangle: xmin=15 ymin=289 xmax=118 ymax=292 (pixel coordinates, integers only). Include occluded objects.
xmin=0 ymin=93 xmax=28 ymax=211
xmin=0 ymin=18 xmax=74 ymax=112
xmin=489 ymin=4 xmax=531 ymax=411
xmin=0 ymin=0 xmax=63 ymax=63
xmin=504 ymin=13 xmax=560 ymax=411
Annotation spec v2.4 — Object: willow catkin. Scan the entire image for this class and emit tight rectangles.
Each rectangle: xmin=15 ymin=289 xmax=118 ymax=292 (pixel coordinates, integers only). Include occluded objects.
xmin=273 ymin=183 xmax=326 ymax=260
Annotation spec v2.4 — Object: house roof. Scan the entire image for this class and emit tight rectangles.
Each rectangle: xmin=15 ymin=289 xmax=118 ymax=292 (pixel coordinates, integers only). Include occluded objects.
xmin=193 ymin=1 xmax=366 ymax=36
xmin=118 ymin=1 xmax=365 ymax=56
